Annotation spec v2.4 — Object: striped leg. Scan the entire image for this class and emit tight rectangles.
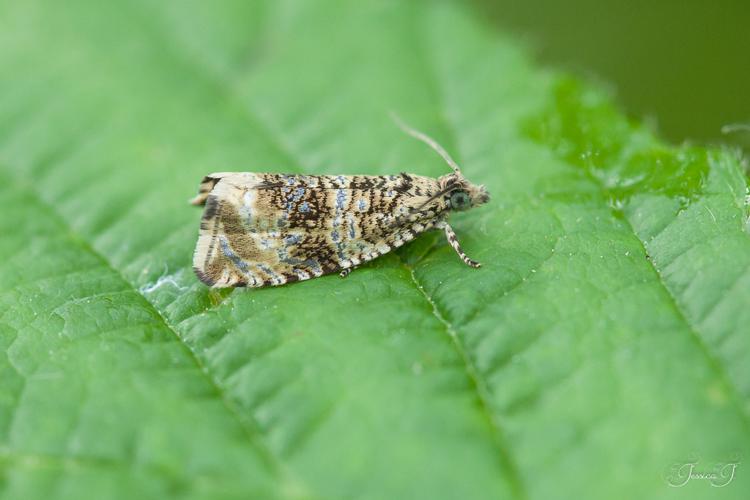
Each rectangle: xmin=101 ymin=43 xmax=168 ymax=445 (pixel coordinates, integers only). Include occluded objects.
xmin=441 ymin=222 xmax=481 ymax=268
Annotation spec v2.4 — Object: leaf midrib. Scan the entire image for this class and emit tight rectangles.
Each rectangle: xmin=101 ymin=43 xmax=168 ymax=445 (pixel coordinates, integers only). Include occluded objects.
xmin=402 ymin=260 xmax=527 ymax=499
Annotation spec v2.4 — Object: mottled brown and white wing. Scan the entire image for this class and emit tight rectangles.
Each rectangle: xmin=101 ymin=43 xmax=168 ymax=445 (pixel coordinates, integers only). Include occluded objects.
xmin=192 ymin=172 xmax=445 ymax=288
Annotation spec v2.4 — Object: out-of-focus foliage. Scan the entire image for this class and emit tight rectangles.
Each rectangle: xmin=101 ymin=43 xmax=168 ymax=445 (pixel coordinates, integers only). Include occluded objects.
xmin=475 ymin=0 xmax=750 ymax=150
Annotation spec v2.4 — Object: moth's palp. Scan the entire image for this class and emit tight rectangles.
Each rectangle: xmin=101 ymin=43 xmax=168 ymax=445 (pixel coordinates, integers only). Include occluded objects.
xmin=390 ymin=112 xmax=462 ymax=175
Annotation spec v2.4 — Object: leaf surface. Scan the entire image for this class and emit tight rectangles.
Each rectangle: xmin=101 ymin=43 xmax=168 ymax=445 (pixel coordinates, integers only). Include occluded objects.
xmin=1 ymin=1 xmax=748 ymax=499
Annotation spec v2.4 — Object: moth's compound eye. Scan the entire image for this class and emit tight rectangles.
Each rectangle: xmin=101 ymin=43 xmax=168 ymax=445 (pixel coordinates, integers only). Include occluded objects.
xmin=450 ymin=190 xmax=471 ymax=211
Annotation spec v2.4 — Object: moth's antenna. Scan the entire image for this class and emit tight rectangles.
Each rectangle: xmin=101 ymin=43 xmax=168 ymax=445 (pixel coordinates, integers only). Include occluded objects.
xmin=390 ymin=112 xmax=462 ymax=175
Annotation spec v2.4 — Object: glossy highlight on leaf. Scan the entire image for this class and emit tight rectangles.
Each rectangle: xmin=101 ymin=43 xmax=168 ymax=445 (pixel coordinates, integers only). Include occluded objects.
xmin=525 ymin=79 xmax=709 ymax=201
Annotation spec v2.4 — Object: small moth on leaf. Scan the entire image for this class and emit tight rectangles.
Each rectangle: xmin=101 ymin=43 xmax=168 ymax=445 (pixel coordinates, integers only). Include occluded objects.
xmin=191 ymin=116 xmax=490 ymax=288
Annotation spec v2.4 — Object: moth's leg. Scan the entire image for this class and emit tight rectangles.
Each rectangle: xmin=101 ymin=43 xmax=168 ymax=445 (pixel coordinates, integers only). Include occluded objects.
xmin=440 ymin=222 xmax=481 ymax=268
xmin=339 ymin=267 xmax=357 ymax=278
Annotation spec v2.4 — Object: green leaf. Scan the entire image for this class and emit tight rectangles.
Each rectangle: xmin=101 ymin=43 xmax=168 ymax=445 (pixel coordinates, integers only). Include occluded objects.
xmin=1 ymin=1 xmax=748 ymax=499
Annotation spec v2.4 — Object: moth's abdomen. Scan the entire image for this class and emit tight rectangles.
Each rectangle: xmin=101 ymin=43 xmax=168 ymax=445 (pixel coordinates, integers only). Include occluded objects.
xmin=193 ymin=173 xmax=443 ymax=288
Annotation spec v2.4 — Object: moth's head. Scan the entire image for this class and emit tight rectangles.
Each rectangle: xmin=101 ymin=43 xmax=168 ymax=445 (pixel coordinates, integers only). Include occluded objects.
xmin=390 ymin=113 xmax=490 ymax=212
xmin=439 ymin=173 xmax=490 ymax=212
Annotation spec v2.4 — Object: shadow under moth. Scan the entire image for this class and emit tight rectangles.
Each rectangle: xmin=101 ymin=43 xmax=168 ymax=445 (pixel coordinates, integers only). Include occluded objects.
xmin=191 ymin=116 xmax=490 ymax=288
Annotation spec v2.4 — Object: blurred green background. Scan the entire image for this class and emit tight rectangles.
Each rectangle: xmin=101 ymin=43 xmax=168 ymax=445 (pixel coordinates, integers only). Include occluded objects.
xmin=475 ymin=0 xmax=750 ymax=152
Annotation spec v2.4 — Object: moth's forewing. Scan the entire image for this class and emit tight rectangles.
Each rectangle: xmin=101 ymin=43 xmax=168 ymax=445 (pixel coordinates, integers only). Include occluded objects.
xmin=193 ymin=173 xmax=444 ymax=288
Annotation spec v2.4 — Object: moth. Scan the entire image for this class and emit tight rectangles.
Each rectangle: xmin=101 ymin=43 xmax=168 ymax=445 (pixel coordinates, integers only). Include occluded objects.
xmin=191 ymin=116 xmax=490 ymax=288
